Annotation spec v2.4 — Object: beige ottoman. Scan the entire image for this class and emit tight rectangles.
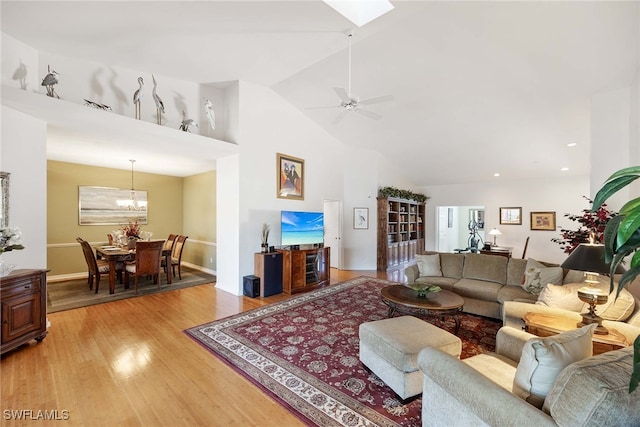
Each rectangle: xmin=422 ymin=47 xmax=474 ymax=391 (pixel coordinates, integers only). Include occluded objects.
xmin=359 ymin=315 xmax=462 ymax=400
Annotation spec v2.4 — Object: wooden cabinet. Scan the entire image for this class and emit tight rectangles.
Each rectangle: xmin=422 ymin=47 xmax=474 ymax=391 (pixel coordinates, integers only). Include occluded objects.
xmin=377 ymin=197 xmax=425 ymax=271
xmin=254 ymin=252 xmax=283 ymax=297
xmin=1 ymin=269 xmax=48 ymax=355
xmin=280 ymin=247 xmax=330 ymax=294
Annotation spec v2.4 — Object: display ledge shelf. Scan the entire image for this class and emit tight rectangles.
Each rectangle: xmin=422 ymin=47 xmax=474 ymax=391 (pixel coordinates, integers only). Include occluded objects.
xmin=1 ymin=85 xmax=238 ymax=177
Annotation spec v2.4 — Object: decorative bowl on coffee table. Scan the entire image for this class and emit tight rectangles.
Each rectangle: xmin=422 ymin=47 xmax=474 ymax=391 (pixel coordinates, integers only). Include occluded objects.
xmin=407 ymin=283 xmax=441 ymax=299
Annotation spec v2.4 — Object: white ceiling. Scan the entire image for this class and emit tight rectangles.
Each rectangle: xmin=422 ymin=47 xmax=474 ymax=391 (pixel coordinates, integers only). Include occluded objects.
xmin=2 ymin=1 xmax=638 ymax=185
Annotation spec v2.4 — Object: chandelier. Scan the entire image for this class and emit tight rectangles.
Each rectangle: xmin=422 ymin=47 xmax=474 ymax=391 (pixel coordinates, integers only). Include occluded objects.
xmin=117 ymin=159 xmax=147 ymax=211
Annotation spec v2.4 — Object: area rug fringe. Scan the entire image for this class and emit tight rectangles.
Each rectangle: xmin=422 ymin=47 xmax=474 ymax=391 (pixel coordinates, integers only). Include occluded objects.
xmin=185 ymin=277 xmax=500 ymax=427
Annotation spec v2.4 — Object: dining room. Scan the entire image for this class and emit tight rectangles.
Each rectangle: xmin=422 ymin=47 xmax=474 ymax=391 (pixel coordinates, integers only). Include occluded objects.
xmin=46 ymin=159 xmax=217 ymax=287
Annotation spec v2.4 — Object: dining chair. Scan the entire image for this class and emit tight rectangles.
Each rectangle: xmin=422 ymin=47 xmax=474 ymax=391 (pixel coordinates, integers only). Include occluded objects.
xmin=77 ymin=237 xmax=111 ymax=294
xmin=124 ymin=240 xmax=164 ymax=294
xmin=161 ymin=234 xmax=177 ymax=275
xmin=170 ymin=235 xmax=189 ymax=280
xmin=107 ymin=233 xmax=115 ymax=245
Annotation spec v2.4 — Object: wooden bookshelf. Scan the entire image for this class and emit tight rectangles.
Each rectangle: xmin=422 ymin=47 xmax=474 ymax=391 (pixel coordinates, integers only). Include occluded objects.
xmin=377 ymin=197 xmax=425 ymax=271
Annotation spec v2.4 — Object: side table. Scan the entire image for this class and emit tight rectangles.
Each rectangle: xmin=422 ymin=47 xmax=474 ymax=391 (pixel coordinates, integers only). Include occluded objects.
xmin=523 ymin=312 xmax=629 ymax=355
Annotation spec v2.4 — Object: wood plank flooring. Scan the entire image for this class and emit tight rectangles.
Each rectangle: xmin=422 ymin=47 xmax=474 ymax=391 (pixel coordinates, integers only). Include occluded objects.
xmin=1 ymin=269 xmax=404 ymax=426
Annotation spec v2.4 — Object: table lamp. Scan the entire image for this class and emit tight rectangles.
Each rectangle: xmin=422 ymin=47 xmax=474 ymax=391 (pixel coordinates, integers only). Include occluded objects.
xmin=560 ymin=242 xmax=621 ymax=335
xmin=488 ymin=228 xmax=502 ymax=246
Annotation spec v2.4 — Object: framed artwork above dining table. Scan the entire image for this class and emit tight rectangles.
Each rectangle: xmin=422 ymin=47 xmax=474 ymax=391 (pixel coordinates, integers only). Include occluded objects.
xmin=78 ymin=186 xmax=148 ymax=225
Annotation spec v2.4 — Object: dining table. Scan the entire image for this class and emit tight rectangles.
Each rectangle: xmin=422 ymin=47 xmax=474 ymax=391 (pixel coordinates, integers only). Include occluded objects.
xmin=95 ymin=241 xmax=171 ymax=294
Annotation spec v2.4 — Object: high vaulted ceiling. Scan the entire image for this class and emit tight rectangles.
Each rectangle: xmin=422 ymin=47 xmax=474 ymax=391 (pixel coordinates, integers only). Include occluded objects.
xmin=2 ymin=1 xmax=639 ymax=185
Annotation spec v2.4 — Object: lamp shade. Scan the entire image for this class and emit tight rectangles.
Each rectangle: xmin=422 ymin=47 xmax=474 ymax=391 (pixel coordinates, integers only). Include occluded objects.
xmin=560 ymin=243 xmax=624 ymax=274
xmin=488 ymin=228 xmax=502 ymax=236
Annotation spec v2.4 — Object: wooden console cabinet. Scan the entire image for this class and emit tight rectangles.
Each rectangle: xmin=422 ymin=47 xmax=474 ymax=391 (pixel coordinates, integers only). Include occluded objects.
xmin=279 ymin=247 xmax=330 ymax=294
xmin=1 ymin=269 xmax=48 ymax=355
xmin=377 ymin=197 xmax=425 ymax=271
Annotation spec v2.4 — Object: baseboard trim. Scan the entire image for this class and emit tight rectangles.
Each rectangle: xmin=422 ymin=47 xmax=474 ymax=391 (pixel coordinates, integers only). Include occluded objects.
xmin=48 ymin=263 xmax=216 ymax=282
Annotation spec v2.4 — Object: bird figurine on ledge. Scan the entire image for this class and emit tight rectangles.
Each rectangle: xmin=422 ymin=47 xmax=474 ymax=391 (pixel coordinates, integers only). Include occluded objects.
xmin=133 ymin=76 xmax=144 ymax=120
xmin=41 ymin=65 xmax=60 ymax=98
xmin=152 ymin=74 xmax=164 ymax=125
xmin=179 ymin=111 xmax=198 ymax=132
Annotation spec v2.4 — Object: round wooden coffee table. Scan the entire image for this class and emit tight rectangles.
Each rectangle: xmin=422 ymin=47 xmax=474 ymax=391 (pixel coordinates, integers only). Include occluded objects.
xmin=381 ymin=285 xmax=465 ymax=334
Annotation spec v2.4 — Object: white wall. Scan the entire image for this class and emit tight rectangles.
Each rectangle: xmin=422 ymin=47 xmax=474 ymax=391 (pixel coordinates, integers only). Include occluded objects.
xmin=1 ymin=33 xmax=39 ymax=92
xmin=231 ymin=81 xmax=345 ymax=294
xmin=420 ymin=175 xmax=589 ymax=265
xmin=1 ymin=106 xmax=47 ymax=269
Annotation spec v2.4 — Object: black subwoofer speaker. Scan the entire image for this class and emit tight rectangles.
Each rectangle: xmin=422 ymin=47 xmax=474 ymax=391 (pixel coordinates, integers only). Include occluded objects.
xmin=243 ymin=275 xmax=260 ymax=298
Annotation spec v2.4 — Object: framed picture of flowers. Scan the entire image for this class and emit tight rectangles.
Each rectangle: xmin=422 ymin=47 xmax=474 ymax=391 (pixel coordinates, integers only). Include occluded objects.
xmin=78 ymin=186 xmax=148 ymax=225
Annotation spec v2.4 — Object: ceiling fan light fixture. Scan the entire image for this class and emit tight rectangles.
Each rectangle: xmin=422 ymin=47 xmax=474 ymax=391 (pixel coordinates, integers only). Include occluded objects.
xmin=323 ymin=0 xmax=394 ymax=27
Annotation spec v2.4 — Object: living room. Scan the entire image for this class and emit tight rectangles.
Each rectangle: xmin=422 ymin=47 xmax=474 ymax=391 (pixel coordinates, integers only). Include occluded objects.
xmin=1 ymin=1 xmax=639 ymax=425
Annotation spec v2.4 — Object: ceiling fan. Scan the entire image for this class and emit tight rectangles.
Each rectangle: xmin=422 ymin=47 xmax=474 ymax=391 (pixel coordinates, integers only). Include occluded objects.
xmin=310 ymin=32 xmax=394 ymax=124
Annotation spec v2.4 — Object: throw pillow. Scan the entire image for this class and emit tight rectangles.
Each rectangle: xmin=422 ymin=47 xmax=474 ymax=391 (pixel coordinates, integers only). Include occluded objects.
xmin=415 ymin=254 xmax=442 ymax=277
xmin=513 ymin=324 xmax=596 ymax=408
xmin=536 ymin=283 xmax=587 ymax=312
xmin=590 ymin=277 xmax=636 ymax=322
xmin=522 ymin=258 xmax=563 ymax=296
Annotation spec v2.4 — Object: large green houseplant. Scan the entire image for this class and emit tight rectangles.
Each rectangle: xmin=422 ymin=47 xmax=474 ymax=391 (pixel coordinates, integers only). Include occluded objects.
xmin=591 ymin=165 xmax=640 ymax=392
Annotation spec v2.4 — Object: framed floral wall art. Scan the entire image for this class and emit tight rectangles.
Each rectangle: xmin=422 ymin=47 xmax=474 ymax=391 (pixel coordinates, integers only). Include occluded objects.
xmin=276 ymin=153 xmax=304 ymax=200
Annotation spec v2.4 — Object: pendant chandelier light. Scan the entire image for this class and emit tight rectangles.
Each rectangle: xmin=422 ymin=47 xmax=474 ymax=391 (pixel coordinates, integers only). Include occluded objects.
xmin=117 ymin=159 xmax=147 ymax=210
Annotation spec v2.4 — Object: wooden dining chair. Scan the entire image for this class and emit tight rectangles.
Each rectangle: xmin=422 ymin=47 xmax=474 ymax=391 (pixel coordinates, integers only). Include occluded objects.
xmin=77 ymin=237 xmax=110 ymax=294
xmin=124 ymin=240 xmax=164 ymax=294
xmin=170 ymin=235 xmax=189 ymax=280
xmin=161 ymin=234 xmax=178 ymax=275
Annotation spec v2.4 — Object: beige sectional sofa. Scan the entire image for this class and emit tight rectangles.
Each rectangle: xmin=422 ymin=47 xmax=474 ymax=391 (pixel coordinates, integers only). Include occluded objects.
xmin=405 ymin=251 xmax=640 ymax=343
xmin=404 ymin=252 xmax=544 ymax=319
xmin=418 ymin=326 xmax=639 ymax=426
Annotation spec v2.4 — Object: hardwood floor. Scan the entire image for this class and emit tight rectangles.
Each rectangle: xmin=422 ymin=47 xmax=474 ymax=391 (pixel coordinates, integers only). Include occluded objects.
xmin=0 ymin=269 xmax=404 ymax=426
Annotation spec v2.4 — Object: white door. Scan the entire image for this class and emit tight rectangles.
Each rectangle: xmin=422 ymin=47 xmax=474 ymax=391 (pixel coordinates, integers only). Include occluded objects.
xmin=323 ymin=200 xmax=342 ymax=269
xmin=437 ymin=206 xmax=450 ymax=252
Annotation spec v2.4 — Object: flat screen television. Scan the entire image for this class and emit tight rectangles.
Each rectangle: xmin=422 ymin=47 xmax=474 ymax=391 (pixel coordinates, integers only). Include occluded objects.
xmin=281 ymin=210 xmax=324 ymax=247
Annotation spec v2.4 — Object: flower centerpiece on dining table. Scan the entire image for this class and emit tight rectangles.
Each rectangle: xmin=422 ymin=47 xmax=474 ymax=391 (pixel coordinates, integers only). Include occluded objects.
xmin=0 ymin=226 xmax=25 ymax=276
xmin=121 ymin=221 xmax=141 ymax=249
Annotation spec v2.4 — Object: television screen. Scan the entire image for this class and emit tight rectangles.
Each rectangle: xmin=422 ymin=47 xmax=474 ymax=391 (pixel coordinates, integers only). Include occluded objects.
xmin=281 ymin=211 xmax=324 ymax=246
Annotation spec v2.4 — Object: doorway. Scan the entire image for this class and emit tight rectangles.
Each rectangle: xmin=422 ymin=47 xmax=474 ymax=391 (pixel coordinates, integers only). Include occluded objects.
xmin=323 ymin=200 xmax=342 ymax=269
xmin=436 ymin=206 xmax=485 ymax=253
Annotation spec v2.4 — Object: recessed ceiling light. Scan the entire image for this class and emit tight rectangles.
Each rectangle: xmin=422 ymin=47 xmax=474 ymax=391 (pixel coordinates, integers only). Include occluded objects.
xmin=561 ymin=167 xmax=569 ymax=171
xmin=494 ymin=173 xmax=500 ymax=177
xmin=323 ymin=0 xmax=394 ymax=27
xmin=567 ymin=142 xmax=577 ymax=147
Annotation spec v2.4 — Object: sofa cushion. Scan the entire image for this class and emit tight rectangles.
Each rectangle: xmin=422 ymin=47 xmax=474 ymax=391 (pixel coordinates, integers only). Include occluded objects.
xmin=506 ymin=258 xmax=527 ymax=286
xmin=536 ymin=283 xmax=587 ymax=312
xmin=497 ymin=285 xmax=537 ymax=305
xmin=462 ymin=253 xmax=507 ymax=285
xmin=415 ymin=254 xmax=442 ymax=277
xmin=543 ymin=347 xmax=638 ymax=426
xmin=463 ymin=352 xmax=518 ymax=392
xmin=454 ymin=278 xmax=503 ymax=302
xmin=522 ymin=258 xmax=563 ymax=296
xmin=513 ymin=324 xmax=596 ymax=408
xmin=440 ymin=253 xmax=465 ymax=279
xmin=415 ymin=276 xmax=457 ymax=291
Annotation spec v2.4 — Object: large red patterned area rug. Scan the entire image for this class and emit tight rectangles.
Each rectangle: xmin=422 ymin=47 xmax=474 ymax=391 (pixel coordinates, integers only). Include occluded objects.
xmin=185 ymin=277 xmax=501 ymax=426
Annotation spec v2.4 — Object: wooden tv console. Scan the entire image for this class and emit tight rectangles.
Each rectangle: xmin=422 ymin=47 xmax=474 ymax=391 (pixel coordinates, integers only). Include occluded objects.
xmin=279 ymin=247 xmax=330 ymax=294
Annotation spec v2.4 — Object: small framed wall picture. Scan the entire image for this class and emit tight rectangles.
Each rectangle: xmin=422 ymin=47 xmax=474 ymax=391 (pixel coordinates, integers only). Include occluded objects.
xmin=499 ymin=207 xmax=522 ymax=225
xmin=276 ymin=153 xmax=304 ymax=200
xmin=530 ymin=211 xmax=556 ymax=231
xmin=354 ymin=207 xmax=369 ymax=229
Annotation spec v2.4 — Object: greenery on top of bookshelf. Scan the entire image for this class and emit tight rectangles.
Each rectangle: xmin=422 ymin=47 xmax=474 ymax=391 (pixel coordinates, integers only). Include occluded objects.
xmin=378 ymin=186 xmax=429 ymax=203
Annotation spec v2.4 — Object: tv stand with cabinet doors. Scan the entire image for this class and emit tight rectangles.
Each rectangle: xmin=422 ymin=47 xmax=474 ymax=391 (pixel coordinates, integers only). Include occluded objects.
xmin=279 ymin=247 xmax=330 ymax=294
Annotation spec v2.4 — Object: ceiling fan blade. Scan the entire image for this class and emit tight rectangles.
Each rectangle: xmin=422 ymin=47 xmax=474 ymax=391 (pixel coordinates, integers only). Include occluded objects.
xmin=333 ymin=110 xmax=349 ymax=124
xmin=306 ymin=105 xmax=340 ymax=110
xmin=333 ymin=87 xmax=351 ymax=103
xmin=356 ymin=108 xmax=382 ymax=120
xmin=358 ymin=94 xmax=394 ymax=106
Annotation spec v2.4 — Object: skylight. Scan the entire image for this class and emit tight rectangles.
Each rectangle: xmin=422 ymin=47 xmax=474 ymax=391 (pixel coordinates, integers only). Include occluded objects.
xmin=323 ymin=0 xmax=394 ymax=27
